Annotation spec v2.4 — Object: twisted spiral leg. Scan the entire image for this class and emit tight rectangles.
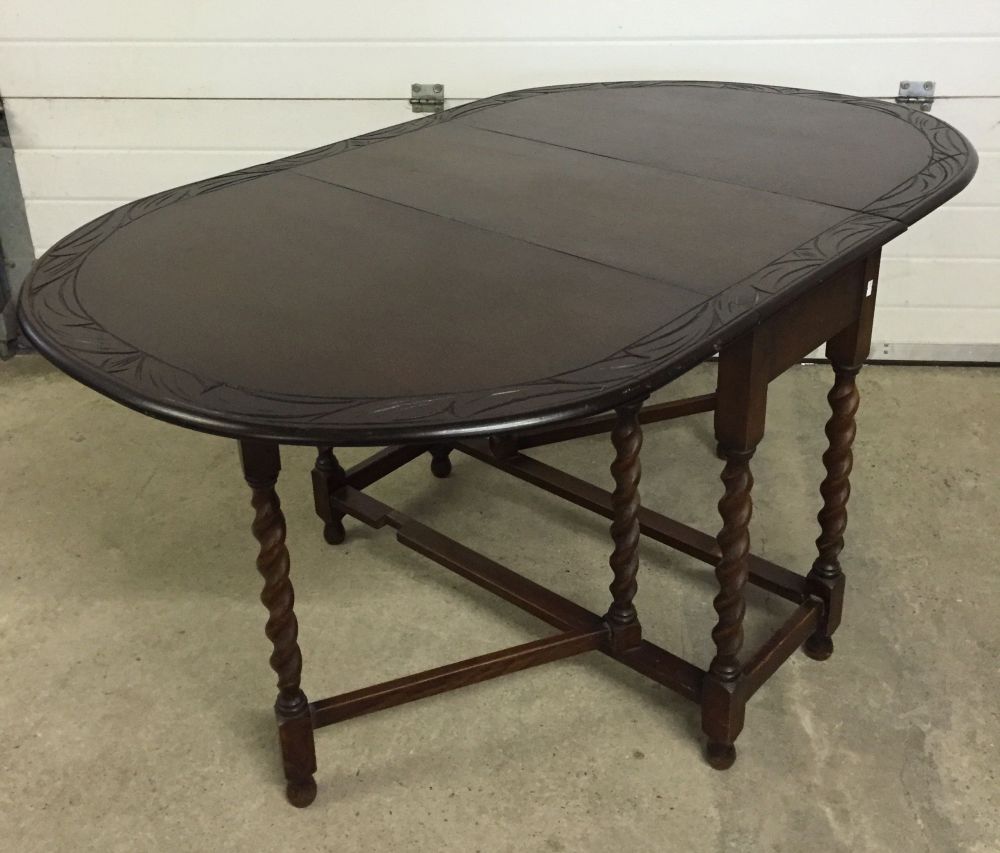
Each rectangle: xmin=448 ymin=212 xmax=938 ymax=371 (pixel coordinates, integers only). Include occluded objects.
xmin=251 ymin=486 xmax=306 ymax=715
xmin=248 ymin=476 xmax=317 ymax=807
xmin=805 ymin=365 xmax=860 ymax=661
xmin=605 ymin=402 xmax=643 ymax=651
xmin=710 ymin=450 xmax=755 ymax=682
xmin=312 ymin=446 xmax=347 ymax=545
xmin=814 ymin=367 xmax=859 ymax=579
xmin=701 ymin=447 xmax=755 ymax=768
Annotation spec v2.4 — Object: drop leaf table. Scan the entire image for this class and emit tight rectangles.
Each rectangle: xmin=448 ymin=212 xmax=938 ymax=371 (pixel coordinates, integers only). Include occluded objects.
xmin=17 ymin=82 xmax=977 ymax=807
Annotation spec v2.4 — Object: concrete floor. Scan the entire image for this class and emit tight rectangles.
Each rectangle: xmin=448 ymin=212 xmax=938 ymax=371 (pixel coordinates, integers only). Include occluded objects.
xmin=0 ymin=355 xmax=997 ymax=852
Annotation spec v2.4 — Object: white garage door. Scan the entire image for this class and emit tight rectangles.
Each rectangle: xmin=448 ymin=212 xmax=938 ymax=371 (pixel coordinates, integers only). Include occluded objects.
xmin=1 ymin=1 xmax=998 ymax=361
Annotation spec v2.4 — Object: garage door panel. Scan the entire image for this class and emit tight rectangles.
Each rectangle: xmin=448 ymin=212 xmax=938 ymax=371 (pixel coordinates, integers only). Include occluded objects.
xmin=2 ymin=40 xmax=997 ymax=98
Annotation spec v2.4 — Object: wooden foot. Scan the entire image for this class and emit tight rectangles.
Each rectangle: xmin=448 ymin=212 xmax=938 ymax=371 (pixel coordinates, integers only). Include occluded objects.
xmin=803 ymin=635 xmax=834 ymax=661
xmin=605 ymin=401 xmax=644 ymax=653
xmin=312 ymin=446 xmax=347 ymax=545
xmin=706 ymin=741 xmax=737 ymax=770
xmin=286 ymin=777 xmax=318 ymax=808
xmin=277 ymin=711 xmax=317 ymax=808
xmin=323 ymin=519 xmax=346 ymax=545
xmin=240 ymin=440 xmax=318 ymax=807
xmin=430 ymin=445 xmax=453 ymax=478
xmin=274 ymin=712 xmax=316 ymax=809
xmin=701 ymin=675 xmax=745 ymax=770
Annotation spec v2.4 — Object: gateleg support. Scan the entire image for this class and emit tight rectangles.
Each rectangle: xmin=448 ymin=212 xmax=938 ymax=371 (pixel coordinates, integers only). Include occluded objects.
xmin=805 ymin=252 xmax=878 ymax=661
xmin=312 ymin=446 xmax=347 ymax=545
xmin=703 ymin=322 xmax=768 ymax=767
xmin=240 ymin=438 xmax=318 ymax=808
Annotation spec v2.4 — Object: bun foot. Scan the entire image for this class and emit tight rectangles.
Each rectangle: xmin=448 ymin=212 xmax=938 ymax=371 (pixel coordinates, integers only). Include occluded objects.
xmin=804 ymin=635 xmax=834 ymax=661
xmin=706 ymin=741 xmax=737 ymax=770
xmin=323 ymin=520 xmax=346 ymax=545
xmin=286 ymin=776 xmax=317 ymax=808
xmin=430 ymin=447 xmax=452 ymax=479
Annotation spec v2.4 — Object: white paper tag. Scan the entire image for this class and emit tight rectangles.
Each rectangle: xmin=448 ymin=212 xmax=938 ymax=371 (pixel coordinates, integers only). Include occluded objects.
xmin=865 ymin=278 xmax=875 ymax=297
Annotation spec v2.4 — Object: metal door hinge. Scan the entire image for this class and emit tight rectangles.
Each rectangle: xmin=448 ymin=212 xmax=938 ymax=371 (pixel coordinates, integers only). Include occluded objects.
xmin=895 ymin=80 xmax=935 ymax=112
xmin=410 ymin=83 xmax=445 ymax=113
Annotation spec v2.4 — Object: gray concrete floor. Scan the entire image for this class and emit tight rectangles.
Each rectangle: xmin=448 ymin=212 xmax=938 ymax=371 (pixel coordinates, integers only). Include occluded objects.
xmin=0 ymin=355 xmax=997 ymax=853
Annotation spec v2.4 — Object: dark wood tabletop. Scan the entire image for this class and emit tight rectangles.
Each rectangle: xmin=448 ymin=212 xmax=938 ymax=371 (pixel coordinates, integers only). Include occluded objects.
xmin=17 ymin=82 xmax=977 ymax=445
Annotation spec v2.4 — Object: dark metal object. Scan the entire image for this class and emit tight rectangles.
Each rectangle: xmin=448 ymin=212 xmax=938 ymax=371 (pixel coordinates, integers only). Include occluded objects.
xmin=0 ymin=96 xmax=35 ymax=358
xmin=12 ymin=82 xmax=976 ymax=807
xmin=895 ymin=80 xmax=935 ymax=112
xmin=410 ymin=82 xmax=445 ymax=113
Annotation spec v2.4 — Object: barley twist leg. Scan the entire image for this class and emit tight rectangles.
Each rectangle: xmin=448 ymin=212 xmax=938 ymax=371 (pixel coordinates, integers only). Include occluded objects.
xmin=605 ymin=401 xmax=644 ymax=652
xmin=703 ymin=448 xmax=755 ymax=769
xmin=241 ymin=440 xmax=317 ymax=808
xmin=805 ymin=365 xmax=860 ymax=661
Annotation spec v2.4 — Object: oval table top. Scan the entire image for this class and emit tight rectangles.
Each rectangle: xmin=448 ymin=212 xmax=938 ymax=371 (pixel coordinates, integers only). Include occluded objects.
xmin=18 ymin=82 xmax=976 ymax=445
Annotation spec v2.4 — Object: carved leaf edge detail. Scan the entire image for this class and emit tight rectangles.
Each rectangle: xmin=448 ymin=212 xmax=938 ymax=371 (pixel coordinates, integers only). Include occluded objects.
xmin=19 ymin=82 xmax=968 ymax=434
